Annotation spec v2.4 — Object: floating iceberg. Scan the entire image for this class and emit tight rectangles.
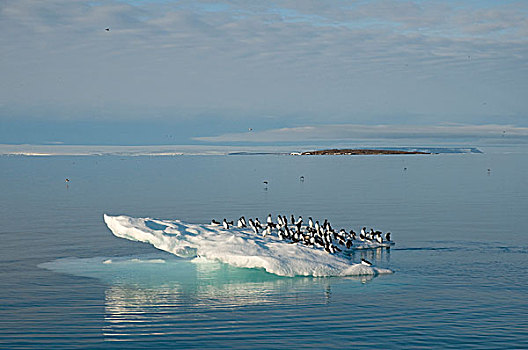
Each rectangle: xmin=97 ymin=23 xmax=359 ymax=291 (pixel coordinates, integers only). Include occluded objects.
xmin=104 ymin=214 xmax=393 ymax=277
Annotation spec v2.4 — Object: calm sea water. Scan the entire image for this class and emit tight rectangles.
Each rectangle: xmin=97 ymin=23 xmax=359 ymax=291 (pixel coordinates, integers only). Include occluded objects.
xmin=1 ymin=147 xmax=527 ymax=349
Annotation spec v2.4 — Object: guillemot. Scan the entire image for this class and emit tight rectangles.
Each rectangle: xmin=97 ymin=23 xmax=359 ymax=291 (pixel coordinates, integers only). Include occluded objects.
xmin=209 ymin=214 xmax=394 ymax=256
xmin=248 ymin=219 xmax=259 ymax=234
xmin=295 ymin=216 xmax=303 ymax=231
xmin=361 ymin=258 xmax=372 ymax=266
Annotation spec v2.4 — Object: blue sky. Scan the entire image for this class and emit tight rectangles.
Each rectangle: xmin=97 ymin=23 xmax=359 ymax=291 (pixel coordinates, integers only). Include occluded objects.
xmin=1 ymin=0 xmax=527 ymax=145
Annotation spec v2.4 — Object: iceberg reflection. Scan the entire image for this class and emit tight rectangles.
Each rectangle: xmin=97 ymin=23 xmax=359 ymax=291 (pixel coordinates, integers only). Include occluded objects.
xmin=39 ymin=253 xmax=391 ymax=339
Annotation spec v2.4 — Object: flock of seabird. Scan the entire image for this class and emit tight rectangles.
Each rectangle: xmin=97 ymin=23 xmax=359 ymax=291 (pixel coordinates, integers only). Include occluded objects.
xmin=210 ymin=214 xmax=393 ymax=256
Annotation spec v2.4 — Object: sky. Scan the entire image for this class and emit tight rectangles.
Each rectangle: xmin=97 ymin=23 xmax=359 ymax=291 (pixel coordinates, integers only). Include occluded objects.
xmin=1 ymin=0 xmax=527 ymax=145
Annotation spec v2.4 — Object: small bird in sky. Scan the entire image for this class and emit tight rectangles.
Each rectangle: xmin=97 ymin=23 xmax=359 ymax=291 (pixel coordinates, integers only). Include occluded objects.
xmin=65 ymin=178 xmax=70 ymax=182
xmin=105 ymin=28 xmax=110 ymax=32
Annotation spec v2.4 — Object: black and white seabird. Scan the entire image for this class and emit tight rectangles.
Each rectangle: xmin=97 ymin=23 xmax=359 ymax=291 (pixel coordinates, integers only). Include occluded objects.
xmin=248 ymin=219 xmax=259 ymax=234
xmin=295 ymin=216 xmax=302 ymax=226
xmin=211 ymin=219 xmax=220 ymax=226
xmin=295 ymin=216 xmax=303 ymax=231
xmin=293 ymin=231 xmax=299 ymax=242
xmin=222 ymin=219 xmax=229 ymax=230
xmin=361 ymin=258 xmax=372 ymax=266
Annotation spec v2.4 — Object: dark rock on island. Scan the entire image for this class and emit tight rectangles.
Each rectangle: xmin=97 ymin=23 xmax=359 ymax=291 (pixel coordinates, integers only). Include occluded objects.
xmin=299 ymin=149 xmax=431 ymax=155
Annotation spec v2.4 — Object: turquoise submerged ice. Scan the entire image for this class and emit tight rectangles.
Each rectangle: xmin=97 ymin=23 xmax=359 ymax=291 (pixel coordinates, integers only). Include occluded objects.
xmin=104 ymin=214 xmax=393 ymax=277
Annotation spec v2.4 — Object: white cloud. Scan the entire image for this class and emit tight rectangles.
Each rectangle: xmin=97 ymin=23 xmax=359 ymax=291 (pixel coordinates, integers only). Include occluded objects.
xmin=0 ymin=0 xmax=527 ymax=125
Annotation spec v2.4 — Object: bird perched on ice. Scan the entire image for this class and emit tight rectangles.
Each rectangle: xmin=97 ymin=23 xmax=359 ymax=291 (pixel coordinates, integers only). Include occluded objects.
xmin=248 ymin=219 xmax=259 ymax=234
xmin=315 ymin=221 xmax=321 ymax=234
xmin=237 ymin=217 xmax=247 ymax=228
xmin=277 ymin=215 xmax=284 ymax=227
xmin=295 ymin=216 xmax=303 ymax=228
xmin=361 ymin=258 xmax=372 ymax=266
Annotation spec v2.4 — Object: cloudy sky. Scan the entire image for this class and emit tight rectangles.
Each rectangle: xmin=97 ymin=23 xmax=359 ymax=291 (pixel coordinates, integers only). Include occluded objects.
xmin=1 ymin=0 xmax=527 ymax=145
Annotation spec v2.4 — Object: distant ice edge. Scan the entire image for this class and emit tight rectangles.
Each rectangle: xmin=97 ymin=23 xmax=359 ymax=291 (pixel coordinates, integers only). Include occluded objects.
xmin=103 ymin=214 xmax=393 ymax=278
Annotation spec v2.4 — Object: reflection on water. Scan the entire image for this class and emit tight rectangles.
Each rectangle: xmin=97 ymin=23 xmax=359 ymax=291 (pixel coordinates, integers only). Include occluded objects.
xmin=346 ymin=247 xmax=391 ymax=264
xmin=40 ymin=251 xmax=391 ymax=340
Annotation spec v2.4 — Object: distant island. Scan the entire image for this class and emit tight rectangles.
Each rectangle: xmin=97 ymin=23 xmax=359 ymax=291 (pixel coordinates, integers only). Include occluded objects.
xmin=297 ymin=149 xmax=431 ymax=155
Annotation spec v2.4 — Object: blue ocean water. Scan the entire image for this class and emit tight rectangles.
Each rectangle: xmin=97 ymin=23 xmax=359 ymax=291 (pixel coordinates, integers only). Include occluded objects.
xmin=0 ymin=147 xmax=527 ymax=349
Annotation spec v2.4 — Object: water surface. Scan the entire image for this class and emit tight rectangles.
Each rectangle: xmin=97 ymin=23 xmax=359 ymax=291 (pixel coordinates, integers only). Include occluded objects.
xmin=1 ymin=148 xmax=527 ymax=348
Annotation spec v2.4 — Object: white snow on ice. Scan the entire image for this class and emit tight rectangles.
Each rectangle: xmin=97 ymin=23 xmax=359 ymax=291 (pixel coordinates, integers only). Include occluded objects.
xmin=104 ymin=214 xmax=393 ymax=277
